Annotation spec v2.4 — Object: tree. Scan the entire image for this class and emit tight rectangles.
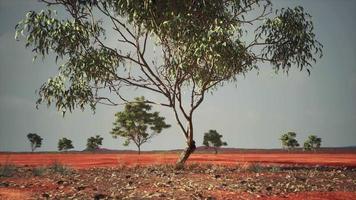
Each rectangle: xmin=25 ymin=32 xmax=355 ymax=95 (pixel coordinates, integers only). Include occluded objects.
xmin=58 ymin=137 xmax=74 ymax=151
xmin=86 ymin=135 xmax=103 ymax=151
xmin=27 ymin=133 xmax=43 ymax=152
xmin=111 ymin=96 xmax=170 ymax=154
xmin=280 ymin=132 xmax=299 ymax=151
xmin=303 ymin=135 xmax=321 ymax=151
xmin=16 ymin=0 xmax=322 ymax=165
xmin=203 ymin=130 xmax=227 ymax=154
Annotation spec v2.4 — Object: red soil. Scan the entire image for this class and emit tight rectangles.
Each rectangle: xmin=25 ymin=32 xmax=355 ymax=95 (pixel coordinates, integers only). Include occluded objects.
xmin=1 ymin=152 xmax=356 ymax=200
xmin=1 ymin=152 xmax=355 ymax=168
xmin=0 ymin=188 xmax=31 ymax=200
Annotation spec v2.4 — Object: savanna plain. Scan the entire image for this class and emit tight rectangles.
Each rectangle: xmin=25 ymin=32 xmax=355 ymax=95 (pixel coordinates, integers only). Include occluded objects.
xmin=0 ymin=150 xmax=356 ymax=200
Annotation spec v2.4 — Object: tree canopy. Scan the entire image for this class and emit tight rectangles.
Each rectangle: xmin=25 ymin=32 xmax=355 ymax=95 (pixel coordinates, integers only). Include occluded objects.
xmin=27 ymin=133 xmax=43 ymax=152
xmin=16 ymin=0 xmax=322 ymax=165
xmin=86 ymin=135 xmax=103 ymax=151
xmin=303 ymin=135 xmax=322 ymax=151
xmin=203 ymin=130 xmax=227 ymax=154
xmin=58 ymin=137 xmax=74 ymax=151
xmin=111 ymin=96 xmax=170 ymax=154
xmin=280 ymin=132 xmax=299 ymax=150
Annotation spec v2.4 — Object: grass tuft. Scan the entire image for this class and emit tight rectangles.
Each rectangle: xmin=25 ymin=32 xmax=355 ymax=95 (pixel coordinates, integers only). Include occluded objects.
xmin=174 ymin=163 xmax=185 ymax=170
xmin=32 ymin=167 xmax=47 ymax=176
xmin=0 ymin=163 xmax=17 ymax=177
xmin=269 ymin=166 xmax=282 ymax=173
xmin=50 ymin=161 xmax=71 ymax=175
xmin=246 ymin=162 xmax=264 ymax=173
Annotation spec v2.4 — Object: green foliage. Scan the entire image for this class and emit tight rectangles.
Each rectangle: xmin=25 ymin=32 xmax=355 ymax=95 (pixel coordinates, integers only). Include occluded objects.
xmin=0 ymin=164 xmax=17 ymax=177
xmin=27 ymin=133 xmax=43 ymax=152
xmin=258 ymin=6 xmax=323 ymax=74
xmin=58 ymin=137 xmax=74 ymax=151
xmin=246 ymin=163 xmax=263 ymax=173
xmin=15 ymin=9 xmax=105 ymax=115
xmin=111 ymin=96 xmax=170 ymax=154
xmin=15 ymin=0 xmax=322 ymax=114
xmin=203 ymin=130 xmax=227 ymax=154
xmin=86 ymin=135 xmax=103 ymax=151
xmin=114 ymin=1 xmax=252 ymax=84
xmin=269 ymin=166 xmax=282 ymax=173
xmin=280 ymin=132 xmax=299 ymax=150
xmin=32 ymin=167 xmax=46 ymax=176
xmin=50 ymin=161 xmax=70 ymax=174
xmin=303 ymin=135 xmax=322 ymax=151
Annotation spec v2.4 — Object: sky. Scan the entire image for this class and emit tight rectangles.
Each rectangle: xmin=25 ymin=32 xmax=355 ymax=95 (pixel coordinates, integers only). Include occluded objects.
xmin=0 ymin=0 xmax=355 ymax=152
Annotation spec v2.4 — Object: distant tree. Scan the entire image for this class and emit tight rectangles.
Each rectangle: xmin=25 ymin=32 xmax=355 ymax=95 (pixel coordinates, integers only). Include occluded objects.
xmin=303 ymin=142 xmax=312 ymax=151
xmin=58 ymin=137 xmax=74 ymax=151
xmin=303 ymin=135 xmax=322 ymax=151
xmin=203 ymin=130 xmax=227 ymax=154
xmin=86 ymin=135 xmax=103 ymax=151
xmin=280 ymin=132 xmax=299 ymax=151
xmin=111 ymin=96 xmax=171 ymax=154
xmin=27 ymin=133 xmax=43 ymax=152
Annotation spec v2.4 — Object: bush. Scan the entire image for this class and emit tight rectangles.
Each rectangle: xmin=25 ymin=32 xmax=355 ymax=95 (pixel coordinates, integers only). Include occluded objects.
xmin=269 ymin=166 xmax=282 ymax=173
xmin=246 ymin=163 xmax=264 ymax=173
xmin=32 ymin=167 xmax=47 ymax=176
xmin=0 ymin=164 xmax=17 ymax=177
xmin=50 ymin=161 xmax=71 ymax=175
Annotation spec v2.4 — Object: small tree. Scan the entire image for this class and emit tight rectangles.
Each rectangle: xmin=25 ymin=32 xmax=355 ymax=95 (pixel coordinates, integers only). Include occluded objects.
xmin=111 ymin=96 xmax=170 ymax=154
xmin=303 ymin=142 xmax=312 ymax=151
xmin=280 ymin=132 xmax=299 ymax=151
xmin=27 ymin=133 xmax=43 ymax=152
xmin=203 ymin=130 xmax=227 ymax=154
xmin=58 ymin=137 xmax=74 ymax=151
xmin=86 ymin=135 xmax=103 ymax=151
xmin=303 ymin=135 xmax=321 ymax=151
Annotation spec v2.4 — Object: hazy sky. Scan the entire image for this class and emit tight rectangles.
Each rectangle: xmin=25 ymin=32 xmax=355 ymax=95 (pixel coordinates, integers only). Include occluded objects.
xmin=0 ymin=0 xmax=355 ymax=152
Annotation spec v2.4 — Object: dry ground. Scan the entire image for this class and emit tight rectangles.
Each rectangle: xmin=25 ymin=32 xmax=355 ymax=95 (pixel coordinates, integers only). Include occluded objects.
xmin=0 ymin=152 xmax=355 ymax=168
xmin=0 ymin=152 xmax=355 ymax=199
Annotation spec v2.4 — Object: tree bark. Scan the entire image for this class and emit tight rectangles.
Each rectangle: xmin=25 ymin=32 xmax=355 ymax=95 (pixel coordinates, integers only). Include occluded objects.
xmin=176 ymin=140 xmax=196 ymax=167
xmin=138 ymin=145 xmax=141 ymax=155
xmin=175 ymin=108 xmax=197 ymax=167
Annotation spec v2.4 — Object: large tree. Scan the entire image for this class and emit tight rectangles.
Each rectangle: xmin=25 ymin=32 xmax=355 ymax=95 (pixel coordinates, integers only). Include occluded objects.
xmin=27 ymin=133 xmax=43 ymax=152
xmin=203 ymin=130 xmax=227 ymax=154
xmin=16 ymin=0 xmax=322 ymax=165
xmin=111 ymin=96 xmax=170 ymax=154
xmin=58 ymin=137 xmax=74 ymax=151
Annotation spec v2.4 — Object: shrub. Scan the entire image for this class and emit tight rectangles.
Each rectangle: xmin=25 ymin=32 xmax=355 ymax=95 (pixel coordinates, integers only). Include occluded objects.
xmin=50 ymin=161 xmax=71 ymax=175
xmin=0 ymin=164 xmax=17 ymax=177
xmin=246 ymin=163 xmax=264 ymax=173
xmin=32 ymin=167 xmax=47 ymax=176
xmin=269 ymin=166 xmax=282 ymax=173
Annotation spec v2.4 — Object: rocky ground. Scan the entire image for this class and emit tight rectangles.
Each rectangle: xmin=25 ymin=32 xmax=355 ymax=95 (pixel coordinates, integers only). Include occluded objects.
xmin=1 ymin=163 xmax=356 ymax=199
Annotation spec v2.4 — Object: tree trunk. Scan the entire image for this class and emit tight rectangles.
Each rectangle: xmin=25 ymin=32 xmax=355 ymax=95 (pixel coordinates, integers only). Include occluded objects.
xmin=138 ymin=145 xmax=141 ymax=155
xmin=214 ymin=147 xmax=217 ymax=154
xmin=176 ymin=140 xmax=196 ymax=167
